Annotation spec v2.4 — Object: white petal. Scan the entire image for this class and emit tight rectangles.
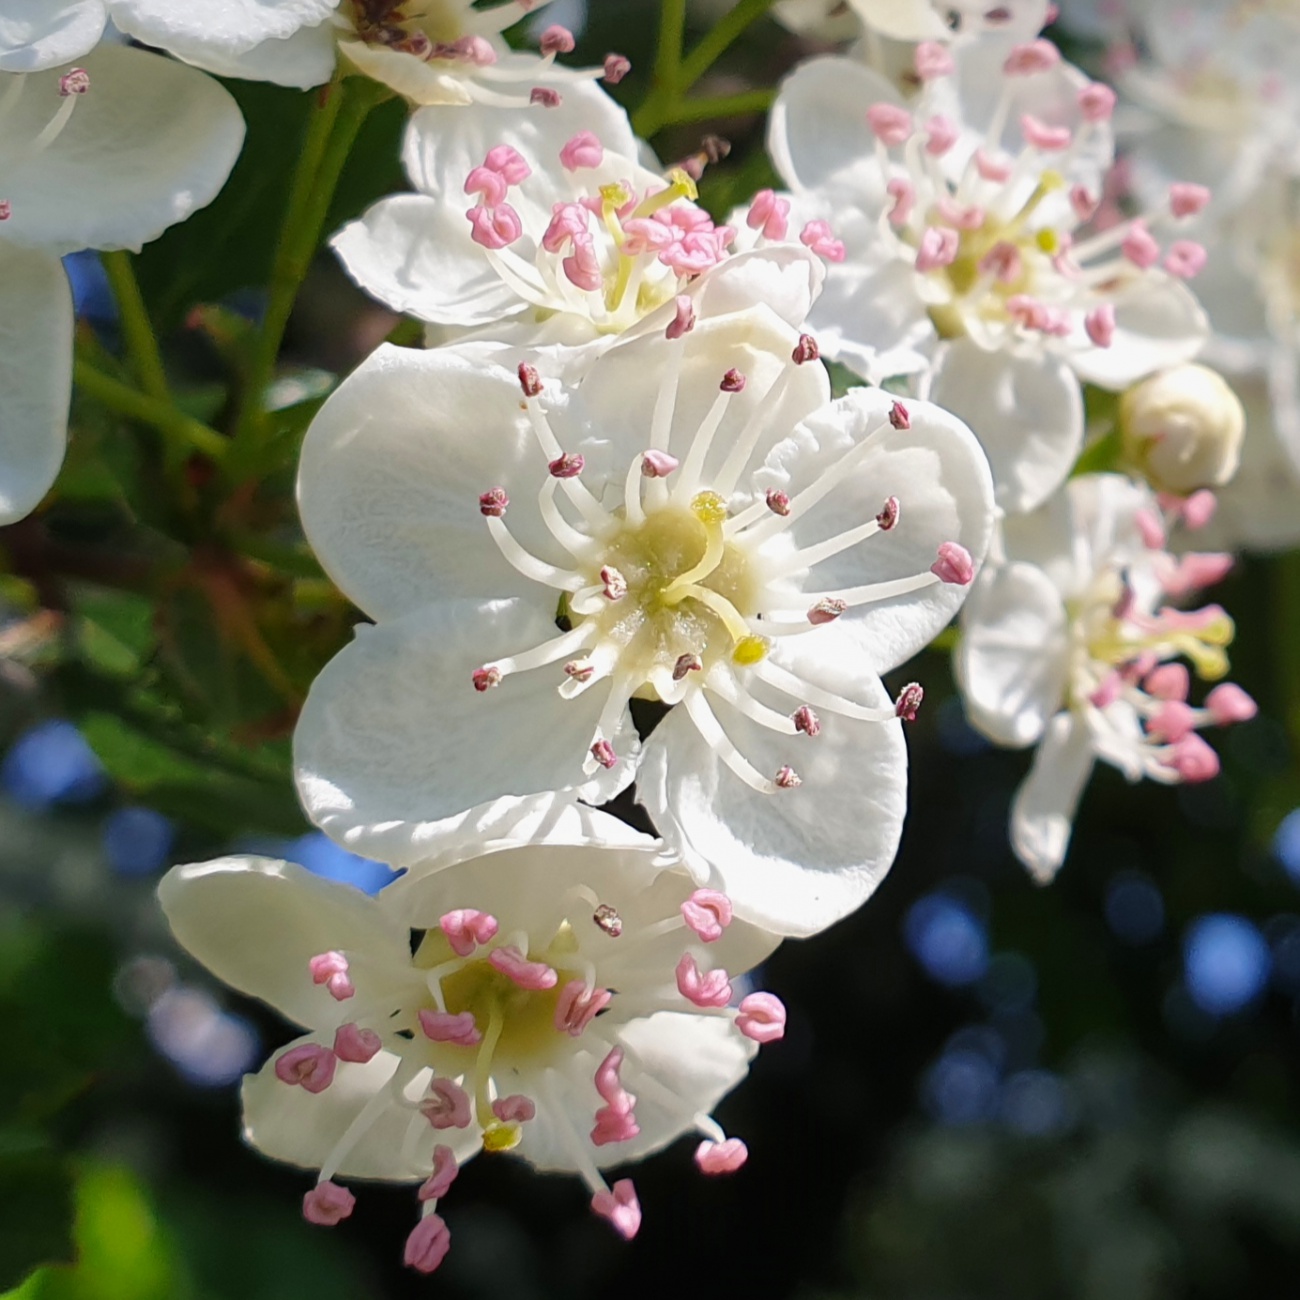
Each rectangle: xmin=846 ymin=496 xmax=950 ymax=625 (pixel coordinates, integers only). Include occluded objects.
xmin=638 ymin=633 xmax=908 ymax=937
xmin=107 ymin=0 xmax=339 ymax=58
xmin=0 ymin=244 xmax=71 ymax=525
xmin=764 ymin=384 xmax=996 ymax=675
xmin=293 ymin=599 xmax=636 ymax=867
xmin=158 ymin=856 xmax=414 ymax=1029
xmin=1010 ymin=712 xmax=1095 ymax=882
xmin=147 ymin=20 xmax=337 ymax=89
xmin=846 ymin=0 xmax=949 ymax=39
xmin=956 ymin=560 xmax=1068 ymax=747
xmin=929 ymin=341 xmax=1083 ymax=515
xmin=297 ymin=344 xmax=555 ymax=622
xmin=678 ymin=245 xmax=826 ymax=335
xmin=0 ymin=0 xmax=105 ymax=71
xmin=1069 ymin=276 xmax=1209 ymax=390
xmin=333 ymin=194 xmax=524 ymax=327
xmin=242 ymin=1041 xmax=481 ymax=1179
xmin=768 ymin=56 xmax=900 ymax=197
xmin=1 ymin=45 xmax=245 ymax=255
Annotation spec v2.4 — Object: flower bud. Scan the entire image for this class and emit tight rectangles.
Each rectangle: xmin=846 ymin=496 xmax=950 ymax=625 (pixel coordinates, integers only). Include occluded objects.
xmin=1119 ymin=364 xmax=1244 ymax=495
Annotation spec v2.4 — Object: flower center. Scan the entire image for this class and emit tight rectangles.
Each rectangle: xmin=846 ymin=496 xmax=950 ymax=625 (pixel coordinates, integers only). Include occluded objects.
xmin=347 ymin=0 xmax=462 ymax=48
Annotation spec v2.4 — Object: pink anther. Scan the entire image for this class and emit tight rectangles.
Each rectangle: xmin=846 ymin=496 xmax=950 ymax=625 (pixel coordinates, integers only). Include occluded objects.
xmin=479 ymin=487 xmax=509 ymax=517
xmin=549 ymin=451 xmax=585 ymax=478
xmin=482 ymin=145 xmax=530 ymax=184
xmin=418 ymin=1146 xmax=459 ymax=1202
xmin=1144 ymin=663 xmax=1190 ymax=701
xmin=603 ymin=53 xmax=631 ymax=84
xmin=489 ymin=946 xmax=558 ymax=990
xmin=541 ymin=202 xmax=588 ymax=253
xmin=591 ymin=1179 xmax=641 ymax=1239
xmin=334 ymin=1023 xmax=382 ymax=1063
xmin=1088 ymin=672 xmax=1123 ymax=708
xmin=303 ymin=1181 xmax=355 ymax=1226
xmin=492 ymin=1095 xmax=536 ymax=1123
xmin=800 ymin=220 xmax=845 ymax=262
xmin=1078 ymin=82 xmax=1117 ymax=121
xmin=666 ymin=295 xmax=696 ymax=340
xmin=555 ymin=980 xmax=612 ymax=1035
xmin=1020 ymin=114 xmax=1071 ymax=151
xmin=642 ymin=449 xmax=680 ymax=477
xmin=889 ymin=400 xmax=911 ymax=430
xmin=1070 ymin=185 xmax=1099 ymax=221
xmin=808 ymin=597 xmax=846 ymax=625
xmin=747 ymin=189 xmax=790 ymax=240
xmin=792 ymin=334 xmax=820 ymax=364
xmin=593 ymin=903 xmax=623 ymax=937
xmin=1164 ymin=240 xmax=1206 ymax=278
xmin=464 ymin=166 xmax=508 ymax=206
xmin=560 ymin=130 xmax=603 ymax=171
xmin=975 ymin=149 xmax=1013 ymax=182
xmin=591 ymin=1107 xmax=640 ymax=1145
xmin=1134 ymin=507 xmax=1166 ymax=550
xmin=866 ymin=102 xmax=913 ymax=146
xmin=676 ymin=953 xmax=733 ymax=1007
xmin=1169 ymin=183 xmax=1211 ymax=219
xmin=895 ymin=682 xmax=924 ymax=721
xmin=914 ymin=41 xmax=954 ymax=80
xmin=1206 ymin=683 xmax=1257 ymax=725
xmin=766 ymin=488 xmax=791 ymax=516
xmin=418 ymin=1010 xmax=482 ymax=1047
xmin=931 ymin=542 xmax=974 ymax=585
xmin=719 ymin=368 xmax=746 ymax=394
xmin=736 ymin=992 xmax=787 ymax=1043
xmin=564 ymin=660 xmax=595 ymax=683
xmin=467 ymin=202 xmax=523 ymax=249
xmin=601 ymin=565 xmax=628 ymax=601
xmin=925 ymin=115 xmax=960 ymax=157
xmin=563 ymin=237 xmax=603 ymax=292
xmin=275 ymin=1043 xmax=337 ymax=1093
xmin=1159 ymin=552 xmax=1233 ymax=595
xmin=404 ymin=1214 xmax=451 ymax=1274
xmin=774 ymin=766 xmax=802 ymax=789
xmin=517 ymin=362 xmax=543 ymax=398
xmin=695 ymin=1137 xmax=749 ymax=1174
xmin=887 ymin=177 xmax=915 ymax=227
xmin=59 ymin=68 xmax=90 ymax=96
xmin=595 ymin=1046 xmax=634 ymax=1110
xmin=1004 ymin=40 xmax=1059 ymax=75
xmin=916 ymin=226 xmax=959 ymax=273
xmin=1085 ymin=303 xmax=1116 ymax=348
xmin=682 ymin=889 xmax=733 ymax=943
xmin=673 ymin=653 xmax=703 ymax=681
xmin=1181 ymin=489 xmax=1218 ymax=530
xmin=1167 ymin=732 xmax=1220 ymax=783
xmin=540 ymin=24 xmax=575 ymax=54
xmin=420 ymin=1078 xmax=472 ymax=1130
xmin=792 ymin=705 xmax=821 ymax=737
xmin=1149 ymin=699 xmax=1197 ymax=743
xmin=1121 ymin=221 xmax=1161 ymax=269
xmin=936 ymin=197 xmax=984 ymax=230
xmin=309 ymin=951 xmax=354 ymax=1001
xmin=590 ymin=738 xmax=618 ymax=769
xmin=530 ymin=86 xmax=562 ymax=107
xmin=472 ymin=666 xmax=502 ymax=692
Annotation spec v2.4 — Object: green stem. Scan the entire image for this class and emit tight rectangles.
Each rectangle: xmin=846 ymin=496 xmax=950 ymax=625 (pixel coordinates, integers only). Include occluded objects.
xmin=632 ymin=0 xmax=686 ymax=137
xmin=678 ymin=0 xmax=778 ymax=95
xmin=101 ymin=251 xmax=170 ymax=403
xmin=662 ymin=88 xmax=775 ymax=124
xmin=73 ymin=359 xmax=228 ymax=463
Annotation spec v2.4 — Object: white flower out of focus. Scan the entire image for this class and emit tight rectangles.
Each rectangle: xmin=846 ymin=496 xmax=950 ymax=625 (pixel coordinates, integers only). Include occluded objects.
xmin=0 ymin=45 xmax=244 ymax=525
xmin=770 ymin=0 xmax=1048 ymax=43
xmin=767 ymin=36 xmax=1210 ymax=513
xmin=106 ymin=0 xmax=619 ymax=103
xmin=158 ymin=818 xmax=782 ymax=1272
xmin=334 ymin=80 xmax=826 ymax=354
xmin=293 ymin=308 xmax=995 ymax=936
xmin=956 ymin=474 xmax=1256 ymax=881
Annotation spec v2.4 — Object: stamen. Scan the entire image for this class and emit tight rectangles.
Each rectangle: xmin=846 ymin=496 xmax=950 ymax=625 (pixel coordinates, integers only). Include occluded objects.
xmin=309 ymin=951 xmax=355 ymax=1001
xmin=772 ymin=513 xmax=883 ymax=574
xmin=766 ymin=489 xmax=791 ymax=516
xmin=276 ymin=1043 xmax=337 ymax=1093
xmin=673 ymin=653 xmax=703 ymax=681
xmin=1206 ymin=683 xmax=1256 ymax=724
xmin=549 ymin=452 xmax=584 ymax=478
xmin=492 ymin=1095 xmax=536 ymax=1123
xmin=420 ymin=1078 xmax=473 ymax=1129
xmin=676 ymin=953 xmax=733 ymax=1007
xmin=472 ymin=666 xmax=502 ymax=692
xmin=540 ymin=25 xmax=576 ymax=55
xmin=792 ymin=705 xmax=821 ymax=736
xmin=485 ymin=515 xmax=585 ymax=591
xmin=603 ymin=54 xmax=631 ymax=84
xmin=518 ymin=362 xmax=543 ymax=398
xmin=808 ymin=598 xmax=846 ymax=625
xmin=895 ymin=683 xmax=924 ymax=721
xmin=482 ymin=623 xmax=595 ymax=679
xmin=666 ymin=295 xmax=696 ymax=339
xmin=404 ymin=1213 xmax=452 ymax=1274
xmin=889 ymin=400 xmax=910 ymax=430
xmin=556 ymin=980 xmax=612 ymax=1034
xmin=683 ymin=690 xmax=778 ymax=793
xmin=488 ymin=946 xmax=558 ymax=990
xmin=334 ymin=1023 xmax=382 ymax=1063
xmin=695 ymin=1138 xmax=749 ymax=1174
xmin=774 ymin=766 xmax=802 ymax=789
xmin=736 ymin=992 xmax=787 ymax=1043
xmin=930 ymin=543 xmax=975 ymax=585
xmin=591 ymin=1180 xmax=641 ymax=1239
xmin=792 ymin=333 xmax=820 ymax=364
xmin=590 ymin=738 xmax=618 ymax=769
xmin=478 ymin=487 xmax=508 ymax=517
xmin=303 ymin=1181 xmax=355 ymax=1226
xmin=530 ymin=87 xmax=561 ymax=107
xmin=642 ymin=449 xmax=680 ymax=478
xmin=593 ymin=903 xmax=623 ymax=937
xmin=418 ymin=1010 xmax=482 ymax=1047
xmin=418 ymin=1146 xmax=459 ymax=1203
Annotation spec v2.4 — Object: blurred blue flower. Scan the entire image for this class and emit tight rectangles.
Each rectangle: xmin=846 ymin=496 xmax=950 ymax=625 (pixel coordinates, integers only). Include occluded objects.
xmin=905 ymin=891 xmax=989 ymax=986
xmin=103 ymin=806 xmax=176 ymax=877
xmin=63 ymin=251 xmax=116 ymax=327
xmin=923 ymin=1048 xmax=1001 ymax=1125
xmin=2 ymin=720 xmax=108 ymax=810
xmin=1183 ymin=914 xmax=1271 ymax=1016
xmin=1000 ymin=1069 xmax=1074 ymax=1137
xmin=147 ymin=986 xmax=259 ymax=1088
xmin=1273 ymin=809 xmax=1300 ymax=884
xmin=1104 ymin=871 xmax=1166 ymax=946
xmin=1269 ymin=917 xmax=1300 ymax=995
xmin=283 ymin=831 xmax=397 ymax=895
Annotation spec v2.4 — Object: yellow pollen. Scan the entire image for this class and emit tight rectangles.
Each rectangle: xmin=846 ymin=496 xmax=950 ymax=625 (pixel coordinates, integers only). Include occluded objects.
xmin=1035 ymin=228 xmax=1060 ymax=254
xmin=600 ymin=182 xmax=632 ymax=209
xmin=482 ymin=1121 xmax=522 ymax=1153
xmin=732 ymin=635 xmax=770 ymax=666
xmin=691 ymin=491 xmax=728 ymax=524
xmin=1039 ymin=169 xmax=1065 ymax=193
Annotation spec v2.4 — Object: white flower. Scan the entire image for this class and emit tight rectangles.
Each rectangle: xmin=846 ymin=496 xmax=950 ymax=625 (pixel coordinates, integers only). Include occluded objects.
xmin=767 ymin=39 xmax=1209 ymax=513
xmin=0 ymin=1 xmax=107 ymax=71
xmin=293 ymin=308 xmax=995 ymax=936
xmin=956 ymin=474 xmax=1256 ymax=881
xmin=1120 ymin=363 xmax=1244 ymax=495
xmin=0 ymin=46 xmax=244 ymax=525
xmin=158 ymin=811 xmax=781 ymax=1270
xmin=106 ymin=0 xmax=611 ymax=104
xmin=333 ymin=80 xmax=824 ymax=355
xmin=769 ymin=0 xmax=1048 ymax=43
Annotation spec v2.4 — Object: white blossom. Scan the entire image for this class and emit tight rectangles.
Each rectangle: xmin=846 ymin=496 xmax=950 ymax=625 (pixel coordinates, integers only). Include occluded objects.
xmin=293 ymin=308 xmax=995 ymax=936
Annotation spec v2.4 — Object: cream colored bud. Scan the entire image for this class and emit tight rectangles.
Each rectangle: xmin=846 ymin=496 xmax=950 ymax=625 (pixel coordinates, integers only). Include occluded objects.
xmin=1120 ymin=364 xmax=1245 ymax=495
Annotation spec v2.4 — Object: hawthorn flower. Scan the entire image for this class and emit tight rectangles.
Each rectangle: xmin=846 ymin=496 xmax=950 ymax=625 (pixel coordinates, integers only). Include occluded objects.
xmin=106 ymin=0 xmax=611 ymax=104
xmin=956 ymin=474 xmax=1256 ymax=881
xmin=0 ymin=46 xmax=244 ymax=525
xmin=767 ymin=39 xmax=1209 ymax=513
xmin=158 ymin=814 xmax=782 ymax=1271
xmin=334 ymin=81 xmax=824 ymax=351
xmin=294 ymin=308 xmax=995 ymax=935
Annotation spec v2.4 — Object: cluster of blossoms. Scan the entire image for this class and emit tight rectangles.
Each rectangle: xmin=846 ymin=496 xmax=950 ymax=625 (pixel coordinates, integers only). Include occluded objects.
xmin=3 ymin=0 xmax=1276 ymax=1277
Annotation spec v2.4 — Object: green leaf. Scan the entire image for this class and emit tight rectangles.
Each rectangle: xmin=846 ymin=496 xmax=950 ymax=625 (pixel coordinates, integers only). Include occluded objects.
xmin=0 ymin=1145 xmax=75 ymax=1292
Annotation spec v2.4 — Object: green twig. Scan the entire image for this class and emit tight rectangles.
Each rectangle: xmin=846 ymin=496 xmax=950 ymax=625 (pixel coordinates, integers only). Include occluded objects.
xmin=101 ymin=251 xmax=171 ymax=404
xmin=663 ymin=88 xmax=775 ymax=124
xmin=73 ymin=359 xmax=228 ymax=463
xmin=678 ymin=0 xmax=779 ymax=94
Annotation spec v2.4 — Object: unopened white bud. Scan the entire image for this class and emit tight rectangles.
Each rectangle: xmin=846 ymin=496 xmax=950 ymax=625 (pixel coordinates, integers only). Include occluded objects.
xmin=1119 ymin=364 xmax=1244 ymax=495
